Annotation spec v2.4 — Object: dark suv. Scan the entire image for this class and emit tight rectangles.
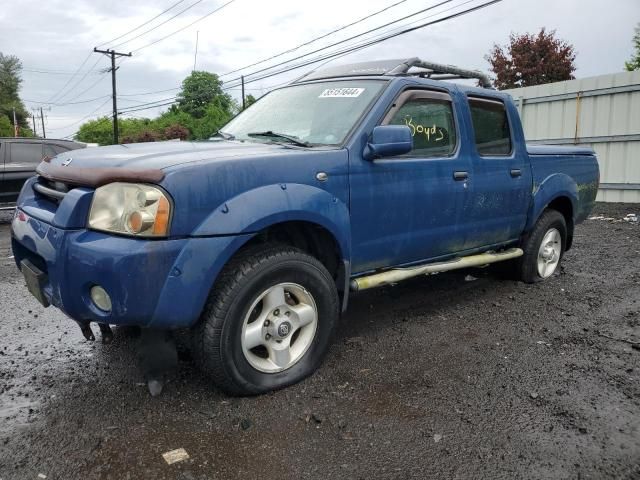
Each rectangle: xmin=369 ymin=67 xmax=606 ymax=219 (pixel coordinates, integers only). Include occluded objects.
xmin=0 ymin=138 xmax=86 ymax=202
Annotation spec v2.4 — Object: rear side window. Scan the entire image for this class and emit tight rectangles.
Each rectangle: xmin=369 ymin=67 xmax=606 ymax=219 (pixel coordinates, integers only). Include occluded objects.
xmin=385 ymin=91 xmax=457 ymax=157
xmin=468 ymin=97 xmax=512 ymax=156
xmin=9 ymin=143 xmax=43 ymax=164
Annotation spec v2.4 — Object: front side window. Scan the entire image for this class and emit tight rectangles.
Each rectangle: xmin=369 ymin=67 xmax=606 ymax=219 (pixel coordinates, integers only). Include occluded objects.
xmin=385 ymin=92 xmax=457 ymax=157
xmin=9 ymin=143 xmax=43 ymax=164
xmin=221 ymin=80 xmax=386 ymax=146
xmin=468 ymin=97 xmax=512 ymax=156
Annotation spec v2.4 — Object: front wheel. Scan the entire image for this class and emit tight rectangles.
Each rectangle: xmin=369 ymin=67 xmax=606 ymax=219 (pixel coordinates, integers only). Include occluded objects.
xmin=516 ymin=209 xmax=567 ymax=283
xmin=192 ymin=244 xmax=339 ymax=395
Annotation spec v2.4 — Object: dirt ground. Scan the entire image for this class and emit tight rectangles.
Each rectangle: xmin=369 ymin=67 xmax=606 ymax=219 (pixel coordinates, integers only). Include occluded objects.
xmin=0 ymin=203 xmax=638 ymax=480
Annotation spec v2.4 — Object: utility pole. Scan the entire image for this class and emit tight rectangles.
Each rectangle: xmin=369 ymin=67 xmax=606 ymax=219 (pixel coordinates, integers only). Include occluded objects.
xmin=12 ymin=108 xmax=18 ymax=137
xmin=32 ymin=113 xmax=37 ymax=137
xmin=193 ymin=31 xmax=199 ymax=71
xmin=241 ymin=75 xmax=246 ymax=110
xmin=40 ymin=107 xmax=46 ymax=139
xmin=93 ymin=48 xmax=132 ymax=144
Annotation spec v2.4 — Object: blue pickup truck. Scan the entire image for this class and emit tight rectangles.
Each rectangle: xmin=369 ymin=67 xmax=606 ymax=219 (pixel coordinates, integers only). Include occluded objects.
xmin=11 ymin=58 xmax=599 ymax=395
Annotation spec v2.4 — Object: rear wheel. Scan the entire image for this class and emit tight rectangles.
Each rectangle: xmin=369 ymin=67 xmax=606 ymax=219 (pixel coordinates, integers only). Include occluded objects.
xmin=516 ymin=210 xmax=567 ymax=283
xmin=192 ymin=244 xmax=339 ymax=395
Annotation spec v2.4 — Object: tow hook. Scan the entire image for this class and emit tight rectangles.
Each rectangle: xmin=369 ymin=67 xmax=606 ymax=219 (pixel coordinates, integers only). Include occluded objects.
xmin=76 ymin=321 xmax=114 ymax=344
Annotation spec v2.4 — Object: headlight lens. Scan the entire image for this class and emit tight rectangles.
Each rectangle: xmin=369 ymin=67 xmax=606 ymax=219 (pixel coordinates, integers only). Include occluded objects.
xmin=88 ymin=183 xmax=171 ymax=237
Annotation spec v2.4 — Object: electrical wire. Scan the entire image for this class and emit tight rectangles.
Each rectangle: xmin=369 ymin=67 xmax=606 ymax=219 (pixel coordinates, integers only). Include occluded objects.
xmin=96 ymin=0 xmax=188 ymax=47
xmin=131 ymin=0 xmax=237 ymax=53
xmin=109 ymin=0 xmax=207 ymax=50
xmin=221 ymin=0 xmax=407 ymax=77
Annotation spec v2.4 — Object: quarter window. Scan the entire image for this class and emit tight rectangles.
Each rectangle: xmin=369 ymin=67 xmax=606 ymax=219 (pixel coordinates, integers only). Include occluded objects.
xmin=44 ymin=144 xmax=70 ymax=157
xmin=385 ymin=92 xmax=457 ymax=157
xmin=468 ymin=98 xmax=512 ymax=156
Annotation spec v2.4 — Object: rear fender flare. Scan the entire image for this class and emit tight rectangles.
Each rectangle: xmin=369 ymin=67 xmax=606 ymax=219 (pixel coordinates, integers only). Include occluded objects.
xmin=525 ymin=173 xmax=577 ymax=232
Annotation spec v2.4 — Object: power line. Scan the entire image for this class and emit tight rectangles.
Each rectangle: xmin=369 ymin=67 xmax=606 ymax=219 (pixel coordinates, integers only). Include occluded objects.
xmin=24 ymin=94 xmax=111 ymax=106
xmin=131 ymin=0 xmax=237 ymax=53
xmin=48 ymin=97 xmax=113 ymax=131
xmin=22 ymin=68 xmax=101 ymax=76
xmin=221 ymin=0 xmax=407 ymax=77
xmin=45 ymin=52 xmax=93 ymax=103
xmin=52 ymin=56 xmax=105 ymax=104
xmin=110 ymin=0 xmax=206 ymax=50
xmin=118 ymin=0 xmax=498 ymax=114
xmin=224 ymin=0 xmax=502 ymax=88
xmin=96 ymin=0 xmax=188 ymax=47
xmin=229 ymin=0 xmax=453 ymax=82
xmin=119 ymin=87 xmax=181 ymax=96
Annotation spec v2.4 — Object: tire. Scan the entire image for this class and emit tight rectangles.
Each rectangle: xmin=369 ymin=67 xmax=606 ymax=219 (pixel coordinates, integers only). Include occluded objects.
xmin=192 ymin=244 xmax=339 ymax=395
xmin=516 ymin=209 xmax=567 ymax=283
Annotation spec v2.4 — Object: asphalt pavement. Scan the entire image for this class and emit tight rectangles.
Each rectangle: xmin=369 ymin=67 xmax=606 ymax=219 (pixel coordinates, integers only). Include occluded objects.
xmin=0 ymin=204 xmax=639 ymax=480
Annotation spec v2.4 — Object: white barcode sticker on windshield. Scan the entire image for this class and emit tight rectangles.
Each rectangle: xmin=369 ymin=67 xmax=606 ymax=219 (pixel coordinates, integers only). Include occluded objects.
xmin=319 ymin=87 xmax=364 ymax=98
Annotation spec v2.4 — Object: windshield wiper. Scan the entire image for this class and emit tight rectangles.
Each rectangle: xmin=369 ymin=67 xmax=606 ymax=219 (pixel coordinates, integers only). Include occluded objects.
xmin=212 ymin=130 xmax=235 ymax=140
xmin=247 ymin=131 xmax=311 ymax=147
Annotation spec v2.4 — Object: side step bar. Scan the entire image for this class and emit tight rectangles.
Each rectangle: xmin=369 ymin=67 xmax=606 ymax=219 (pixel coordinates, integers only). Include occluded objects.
xmin=350 ymin=248 xmax=523 ymax=292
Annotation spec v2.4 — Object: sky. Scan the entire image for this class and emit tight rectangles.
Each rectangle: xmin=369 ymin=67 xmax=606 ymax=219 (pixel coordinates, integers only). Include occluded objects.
xmin=0 ymin=0 xmax=638 ymax=140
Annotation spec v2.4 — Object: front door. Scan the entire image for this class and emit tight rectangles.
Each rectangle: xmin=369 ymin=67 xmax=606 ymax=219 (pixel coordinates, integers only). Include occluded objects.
xmin=349 ymin=88 xmax=472 ymax=274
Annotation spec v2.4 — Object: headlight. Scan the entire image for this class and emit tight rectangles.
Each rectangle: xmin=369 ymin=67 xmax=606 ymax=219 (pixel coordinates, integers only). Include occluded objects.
xmin=88 ymin=183 xmax=172 ymax=237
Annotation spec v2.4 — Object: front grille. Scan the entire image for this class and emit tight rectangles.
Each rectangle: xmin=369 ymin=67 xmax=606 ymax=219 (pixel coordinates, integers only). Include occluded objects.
xmin=33 ymin=177 xmax=70 ymax=203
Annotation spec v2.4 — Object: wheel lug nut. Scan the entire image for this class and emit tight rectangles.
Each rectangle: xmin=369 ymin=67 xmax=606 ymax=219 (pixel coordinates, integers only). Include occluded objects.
xmin=265 ymin=333 xmax=271 ymax=340
xmin=264 ymin=319 xmax=270 ymax=327
xmin=285 ymin=311 xmax=290 ymax=317
xmin=274 ymin=309 xmax=280 ymax=316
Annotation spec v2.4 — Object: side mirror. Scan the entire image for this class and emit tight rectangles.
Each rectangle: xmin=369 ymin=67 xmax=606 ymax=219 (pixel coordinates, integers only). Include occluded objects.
xmin=363 ymin=125 xmax=413 ymax=160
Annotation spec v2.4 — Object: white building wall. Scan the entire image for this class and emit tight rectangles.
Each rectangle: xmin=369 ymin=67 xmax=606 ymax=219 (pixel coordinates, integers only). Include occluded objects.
xmin=505 ymin=71 xmax=640 ymax=203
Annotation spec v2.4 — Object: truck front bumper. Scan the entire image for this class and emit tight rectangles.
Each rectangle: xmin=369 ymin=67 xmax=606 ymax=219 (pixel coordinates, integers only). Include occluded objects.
xmin=11 ymin=207 xmax=252 ymax=329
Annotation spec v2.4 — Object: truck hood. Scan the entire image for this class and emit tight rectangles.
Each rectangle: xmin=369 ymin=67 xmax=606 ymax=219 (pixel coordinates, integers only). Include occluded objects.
xmin=47 ymin=140 xmax=302 ymax=170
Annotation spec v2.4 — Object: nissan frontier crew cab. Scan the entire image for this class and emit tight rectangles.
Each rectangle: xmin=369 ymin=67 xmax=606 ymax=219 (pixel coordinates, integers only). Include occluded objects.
xmin=11 ymin=58 xmax=599 ymax=395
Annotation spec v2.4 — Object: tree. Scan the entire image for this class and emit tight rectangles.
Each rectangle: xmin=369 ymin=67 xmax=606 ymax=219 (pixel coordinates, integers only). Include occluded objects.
xmin=244 ymin=94 xmax=257 ymax=108
xmin=485 ymin=28 xmax=576 ymax=89
xmin=625 ymin=23 xmax=640 ymax=71
xmin=0 ymin=52 xmax=32 ymax=135
xmin=76 ymin=117 xmax=113 ymax=145
xmin=176 ymin=71 xmax=234 ymax=118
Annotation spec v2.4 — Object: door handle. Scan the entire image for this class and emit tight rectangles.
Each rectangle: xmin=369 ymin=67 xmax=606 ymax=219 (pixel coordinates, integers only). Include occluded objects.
xmin=510 ymin=168 xmax=522 ymax=178
xmin=453 ymin=171 xmax=469 ymax=181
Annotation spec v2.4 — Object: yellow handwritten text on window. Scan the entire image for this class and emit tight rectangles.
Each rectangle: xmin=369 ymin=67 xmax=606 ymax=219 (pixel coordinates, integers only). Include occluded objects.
xmin=404 ymin=116 xmax=444 ymax=142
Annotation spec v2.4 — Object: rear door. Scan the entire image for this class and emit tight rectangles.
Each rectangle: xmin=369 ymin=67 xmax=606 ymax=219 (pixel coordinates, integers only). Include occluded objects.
xmin=462 ymin=96 xmax=532 ymax=250
xmin=349 ymin=88 xmax=472 ymax=273
xmin=4 ymin=141 xmax=43 ymax=201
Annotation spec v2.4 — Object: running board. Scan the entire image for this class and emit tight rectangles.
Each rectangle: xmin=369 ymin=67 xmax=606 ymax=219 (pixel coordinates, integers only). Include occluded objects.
xmin=350 ymin=248 xmax=523 ymax=292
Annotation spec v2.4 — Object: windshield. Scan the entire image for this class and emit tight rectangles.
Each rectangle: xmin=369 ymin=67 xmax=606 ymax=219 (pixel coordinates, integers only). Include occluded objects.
xmin=221 ymin=80 xmax=386 ymax=146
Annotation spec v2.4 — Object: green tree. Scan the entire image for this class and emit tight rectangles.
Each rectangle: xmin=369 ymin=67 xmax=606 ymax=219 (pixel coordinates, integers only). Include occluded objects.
xmin=76 ymin=117 xmax=113 ymax=145
xmin=625 ymin=24 xmax=640 ymax=71
xmin=0 ymin=115 xmax=13 ymax=136
xmin=177 ymin=71 xmax=234 ymax=118
xmin=244 ymin=94 xmax=257 ymax=109
xmin=0 ymin=52 xmax=31 ymax=133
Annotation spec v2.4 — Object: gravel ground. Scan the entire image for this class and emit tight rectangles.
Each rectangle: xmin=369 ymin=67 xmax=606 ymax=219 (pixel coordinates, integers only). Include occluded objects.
xmin=0 ymin=203 xmax=639 ymax=480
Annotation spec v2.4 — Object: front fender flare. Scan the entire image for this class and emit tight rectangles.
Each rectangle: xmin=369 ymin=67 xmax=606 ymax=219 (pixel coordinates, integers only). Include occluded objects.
xmin=192 ymin=183 xmax=351 ymax=262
